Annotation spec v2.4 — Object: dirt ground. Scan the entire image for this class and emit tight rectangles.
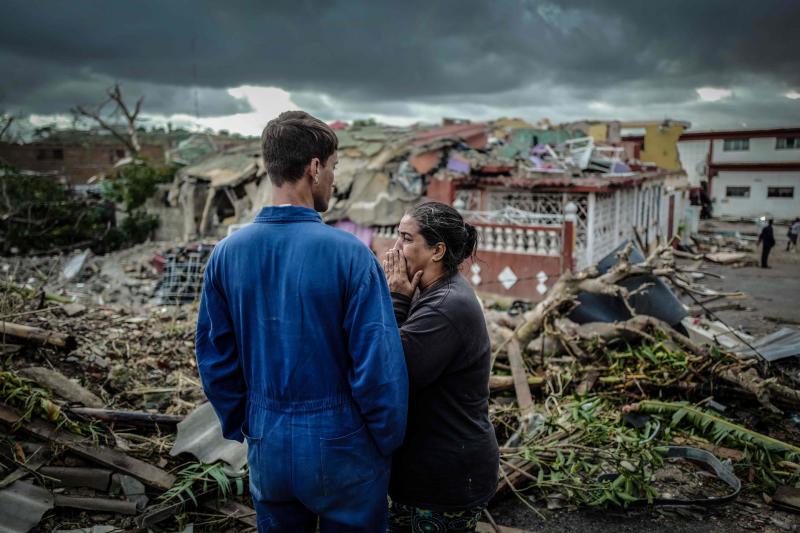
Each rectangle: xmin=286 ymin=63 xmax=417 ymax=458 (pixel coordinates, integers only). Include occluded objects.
xmin=693 ymin=221 xmax=800 ymax=336
xmin=488 ymin=496 xmax=798 ymax=532
xmin=487 ymin=220 xmax=800 ymax=532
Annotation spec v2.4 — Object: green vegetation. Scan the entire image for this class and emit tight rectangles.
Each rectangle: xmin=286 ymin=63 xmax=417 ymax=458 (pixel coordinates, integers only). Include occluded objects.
xmin=0 ymin=161 xmax=174 ymax=254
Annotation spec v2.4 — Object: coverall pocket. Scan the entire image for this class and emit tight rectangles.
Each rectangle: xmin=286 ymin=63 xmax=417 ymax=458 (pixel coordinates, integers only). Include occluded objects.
xmin=320 ymin=423 xmax=379 ymax=496
xmin=242 ymin=408 xmax=265 ymax=500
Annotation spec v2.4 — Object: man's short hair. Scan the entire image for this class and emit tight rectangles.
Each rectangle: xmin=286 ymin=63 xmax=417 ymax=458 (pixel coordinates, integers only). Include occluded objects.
xmin=261 ymin=111 xmax=338 ymax=186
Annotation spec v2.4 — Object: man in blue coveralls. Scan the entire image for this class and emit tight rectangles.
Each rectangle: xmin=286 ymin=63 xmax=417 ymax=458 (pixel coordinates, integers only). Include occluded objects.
xmin=196 ymin=111 xmax=408 ymax=532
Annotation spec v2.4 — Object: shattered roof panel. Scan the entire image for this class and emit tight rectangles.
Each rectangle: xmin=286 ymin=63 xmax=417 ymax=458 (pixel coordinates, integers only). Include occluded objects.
xmin=412 ymin=123 xmax=486 ymax=146
xmin=171 ymin=402 xmax=247 ymax=475
xmin=0 ymin=481 xmax=54 ymax=533
xmin=179 ymin=142 xmax=261 ymax=188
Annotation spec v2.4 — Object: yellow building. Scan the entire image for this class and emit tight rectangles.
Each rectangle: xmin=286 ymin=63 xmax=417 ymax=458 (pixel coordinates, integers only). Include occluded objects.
xmin=622 ymin=120 xmax=691 ymax=171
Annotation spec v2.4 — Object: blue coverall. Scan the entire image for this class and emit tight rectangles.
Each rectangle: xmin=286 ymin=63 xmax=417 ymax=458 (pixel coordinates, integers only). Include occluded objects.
xmin=196 ymin=206 xmax=408 ymax=532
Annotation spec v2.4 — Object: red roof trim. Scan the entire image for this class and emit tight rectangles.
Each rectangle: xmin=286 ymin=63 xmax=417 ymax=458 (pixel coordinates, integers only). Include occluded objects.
xmin=624 ymin=128 xmax=800 ymax=143
xmin=709 ymin=162 xmax=800 ymax=172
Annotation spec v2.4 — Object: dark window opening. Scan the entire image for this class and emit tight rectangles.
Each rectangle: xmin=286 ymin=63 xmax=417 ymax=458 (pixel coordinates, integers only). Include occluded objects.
xmin=723 ymin=139 xmax=749 ymax=151
xmin=726 ymin=186 xmax=750 ymax=198
xmin=52 ymin=148 xmax=64 ymax=160
xmin=767 ymin=187 xmax=794 ymax=198
xmin=776 ymin=137 xmax=800 ymax=150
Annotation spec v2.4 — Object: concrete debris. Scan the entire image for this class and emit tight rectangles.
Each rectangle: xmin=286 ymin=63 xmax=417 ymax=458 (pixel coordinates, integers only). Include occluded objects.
xmin=113 ymin=473 xmax=148 ymax=510
xmin=62 ymin=302 xmax=87 ymax=317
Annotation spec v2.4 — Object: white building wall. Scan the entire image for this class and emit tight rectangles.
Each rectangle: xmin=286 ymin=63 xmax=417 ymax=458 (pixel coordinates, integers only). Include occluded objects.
xmin=712 ymin=137 xmax=800 ymax=164
xmin=712 ymin=171 xmax=800 ymax=220
xmin=677 ymin=139 xmax=710 ymax=187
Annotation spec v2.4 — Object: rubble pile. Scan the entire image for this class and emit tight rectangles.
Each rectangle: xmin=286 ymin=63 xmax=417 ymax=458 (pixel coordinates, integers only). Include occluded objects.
xmin=0 ymin=242 xmax=798 ymax=530
xmin=483 ymin=243 xmax=800 ymax=513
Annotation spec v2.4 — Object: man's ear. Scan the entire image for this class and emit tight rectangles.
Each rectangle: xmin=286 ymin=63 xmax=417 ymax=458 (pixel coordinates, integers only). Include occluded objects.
xmin=308 ymin=157 xmax=320 ymax=178
xmin=432 ymin=242 xmax=446 ymax=262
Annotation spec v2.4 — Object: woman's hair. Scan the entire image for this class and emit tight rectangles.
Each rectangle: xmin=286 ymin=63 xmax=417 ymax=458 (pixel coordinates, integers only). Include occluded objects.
xmin=407 ymin=201 xmax=478 ymax=275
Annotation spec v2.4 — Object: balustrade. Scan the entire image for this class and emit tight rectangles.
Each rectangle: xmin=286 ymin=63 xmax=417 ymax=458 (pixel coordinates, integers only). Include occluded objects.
xmin=474 ymin=224 xmax=561 ymax=256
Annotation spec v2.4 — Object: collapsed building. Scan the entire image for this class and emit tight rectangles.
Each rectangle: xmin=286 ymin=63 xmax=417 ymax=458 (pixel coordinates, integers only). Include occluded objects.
xmin=167 ymin=119 xmax=690 ymax=302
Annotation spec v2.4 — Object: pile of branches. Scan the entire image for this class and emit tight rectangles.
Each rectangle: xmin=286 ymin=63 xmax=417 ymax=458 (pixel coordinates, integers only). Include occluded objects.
xmin=487 ymin=243 xmax=800 ymax=509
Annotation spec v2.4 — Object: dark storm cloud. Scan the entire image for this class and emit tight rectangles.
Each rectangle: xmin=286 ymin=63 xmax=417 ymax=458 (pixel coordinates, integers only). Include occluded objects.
xmin=0 ymin=0 xmax=798 ymax=125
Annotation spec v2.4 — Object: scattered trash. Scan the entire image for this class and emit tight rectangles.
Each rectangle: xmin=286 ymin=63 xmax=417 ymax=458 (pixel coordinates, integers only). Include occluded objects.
xmin=61 ymin=250 xmax=92 ymax=282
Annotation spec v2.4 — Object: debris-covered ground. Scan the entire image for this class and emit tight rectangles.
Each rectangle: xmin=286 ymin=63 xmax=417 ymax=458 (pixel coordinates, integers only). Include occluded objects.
xmin=1 ymin=234 xmax=799 ymax=532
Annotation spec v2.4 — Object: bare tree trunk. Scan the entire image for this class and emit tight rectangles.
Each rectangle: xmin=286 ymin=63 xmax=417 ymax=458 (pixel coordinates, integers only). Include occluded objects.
xmin=0 ymin=115 xmax=14 ymax=141
xmin=72 ymin=83 xmax=143 ymax=157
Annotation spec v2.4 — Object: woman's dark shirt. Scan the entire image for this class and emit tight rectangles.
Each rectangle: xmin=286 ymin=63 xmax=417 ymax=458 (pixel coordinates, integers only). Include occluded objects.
xmin=389 ymin=273 xmax=499 ymax=510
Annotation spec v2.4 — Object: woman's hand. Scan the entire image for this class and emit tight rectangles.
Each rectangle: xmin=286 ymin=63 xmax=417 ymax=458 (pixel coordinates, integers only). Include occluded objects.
xmin=382 ymin=247 xmax=422 ymax=297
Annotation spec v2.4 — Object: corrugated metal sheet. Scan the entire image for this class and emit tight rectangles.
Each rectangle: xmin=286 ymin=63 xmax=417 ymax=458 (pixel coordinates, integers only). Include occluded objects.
xmin=0 ymin=481 xmax=53 ymax=533
xmin=735 ymin=327 xmax=800 ymax=361
xmin=170 ymin=403 xmax=247 ymax=475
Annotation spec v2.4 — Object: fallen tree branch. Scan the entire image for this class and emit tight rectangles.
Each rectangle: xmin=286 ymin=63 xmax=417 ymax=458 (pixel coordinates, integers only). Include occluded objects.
xmin=0 ymin=321 xmax=76 ymax=351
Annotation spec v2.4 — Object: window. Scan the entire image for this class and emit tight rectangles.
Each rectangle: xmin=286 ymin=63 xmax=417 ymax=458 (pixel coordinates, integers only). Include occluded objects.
xmin=767 ymin=187 xmax=794 ymax=198
xmin=726 ymin=186 xmax=750 ymax=198
xmin=36 ymin=149 xmax=47 ymax=160
xmin=723 ymin=138 xmax=749 ymax=151
xmin=52 ymin=148 xmax=64 ymax=160
xmin=776 ymin=137 xmax=800 ymax=150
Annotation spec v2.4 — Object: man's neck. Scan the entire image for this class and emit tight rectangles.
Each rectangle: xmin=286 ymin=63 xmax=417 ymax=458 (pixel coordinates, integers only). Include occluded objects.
xmin=271 ymin=184 xmax=314 ymax=210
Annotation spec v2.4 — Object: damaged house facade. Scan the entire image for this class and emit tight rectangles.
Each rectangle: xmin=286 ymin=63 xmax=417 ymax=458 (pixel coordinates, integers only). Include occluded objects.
xmin=345 ymin=121 xmax=689 ymax=301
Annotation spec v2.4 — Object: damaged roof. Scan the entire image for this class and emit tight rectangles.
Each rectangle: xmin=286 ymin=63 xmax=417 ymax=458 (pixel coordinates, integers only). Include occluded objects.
xmin=324 ymin=123 xmax=488 ymax=226
xmin=177 ymin=142 xmax=263 ymax=188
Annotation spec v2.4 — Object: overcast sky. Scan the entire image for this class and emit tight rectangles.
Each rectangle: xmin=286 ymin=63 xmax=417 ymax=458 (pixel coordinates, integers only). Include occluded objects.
xmin=2 ymin=0 xmax=799 ymax=136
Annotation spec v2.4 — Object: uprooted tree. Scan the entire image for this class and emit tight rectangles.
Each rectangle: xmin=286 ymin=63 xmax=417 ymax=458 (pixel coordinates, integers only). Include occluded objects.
xmin=490 ymin=243 xmax=800 ymax=413
xmin=72 ymin=83 xmax=143 ymax=157
xmin=486 ymin=243 xmax=800 ymax=506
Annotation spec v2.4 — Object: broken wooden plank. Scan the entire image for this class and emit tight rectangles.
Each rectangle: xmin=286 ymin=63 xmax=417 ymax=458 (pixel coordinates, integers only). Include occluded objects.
xmin=54 ymin=494 xmax=137 ymax=515
xmin=506 ymin=338 xmax=533 ymax=416
xmin=0 ymin=321 xmax=76 ymax=352
xmin=68 ymin=407 xmax=184 ymax=427
xmin=476 ymin=522 xmax=536 ymax=533
xmin=19 ymin=367 xmax=103 ymax=407
xmin=39 ymin=466 xmax=112 ymax=491
xmin=0 ymin=404 xmax=175 ymax=490
xmin=489 ymin=374 xmax=543 ymax=392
